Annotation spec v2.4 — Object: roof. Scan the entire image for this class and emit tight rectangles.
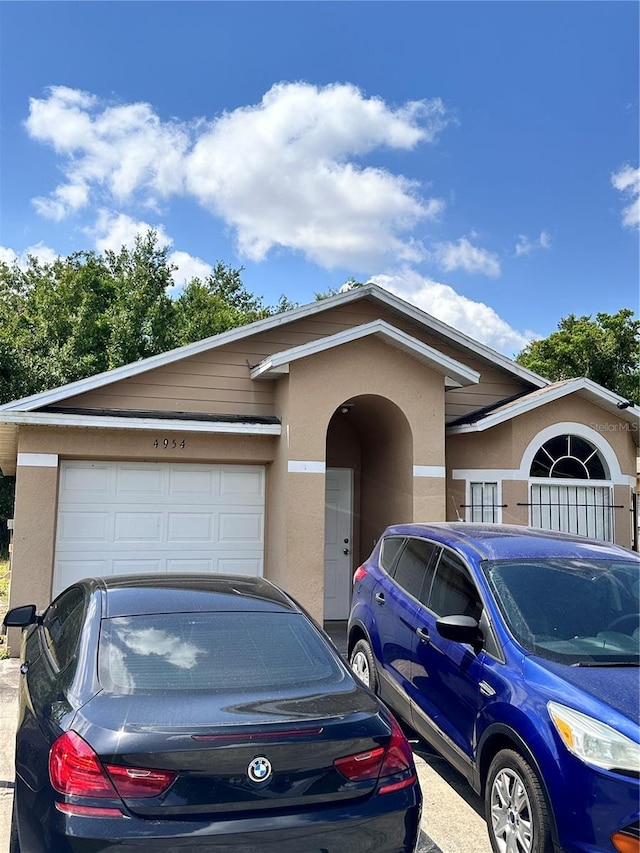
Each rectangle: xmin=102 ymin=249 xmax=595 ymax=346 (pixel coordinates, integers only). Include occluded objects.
xmin=383 ymin=522 xmax=638 ymax=562
xmin=446 ymin=378 xmax=640 ymax=445
xmin=0 ymin=284 xmax=546 ymax=415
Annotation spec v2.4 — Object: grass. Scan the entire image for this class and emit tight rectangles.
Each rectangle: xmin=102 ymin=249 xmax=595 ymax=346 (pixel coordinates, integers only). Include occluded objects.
xmin=0 ymin=558 xmax=10 ymax=658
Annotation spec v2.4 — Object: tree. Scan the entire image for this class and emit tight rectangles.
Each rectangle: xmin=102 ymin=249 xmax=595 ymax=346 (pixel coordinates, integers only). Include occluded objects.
xmin=516 ymin=309 xmax=640 ymax=405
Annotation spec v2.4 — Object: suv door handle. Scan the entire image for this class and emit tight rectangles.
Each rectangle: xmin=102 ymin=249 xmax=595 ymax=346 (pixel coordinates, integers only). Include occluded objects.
xmin=416 ymin=627 xmax=430 ymax=643
xmin=374 ymin=592 xmax=385 ymax=605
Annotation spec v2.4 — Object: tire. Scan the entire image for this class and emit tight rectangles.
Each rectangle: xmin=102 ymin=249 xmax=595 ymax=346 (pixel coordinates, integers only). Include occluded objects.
xmin=9 ymin=795 xmax=21 ymax=853
xmin=349 ymin=639 xmax=378 ymax=692
xmin=485 ymin=748 xmax=553 ymax=853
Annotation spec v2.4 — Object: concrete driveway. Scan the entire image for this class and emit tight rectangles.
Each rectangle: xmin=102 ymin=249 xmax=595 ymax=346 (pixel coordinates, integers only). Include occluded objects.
xmin=0 ymin=657 xmax=492 ymax=853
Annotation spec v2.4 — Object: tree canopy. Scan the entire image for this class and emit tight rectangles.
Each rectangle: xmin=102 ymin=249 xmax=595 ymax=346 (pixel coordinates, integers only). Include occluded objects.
xmin=0 ymin=231 xmax=294 ymax=550
xmin=515 ymin=309 xmax=640 ymax=406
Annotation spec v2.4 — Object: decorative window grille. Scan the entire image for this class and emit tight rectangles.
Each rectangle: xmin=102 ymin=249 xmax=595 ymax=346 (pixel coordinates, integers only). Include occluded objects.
xmin=528 ymin=434 xmax=613 ymax=541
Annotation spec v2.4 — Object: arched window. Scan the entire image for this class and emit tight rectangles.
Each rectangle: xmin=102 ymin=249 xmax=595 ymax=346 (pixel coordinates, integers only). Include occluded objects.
xmin=530 ymin=435 xmax=608 ymax=480
xmin=529 ymin=434 xmax=612 ymax=541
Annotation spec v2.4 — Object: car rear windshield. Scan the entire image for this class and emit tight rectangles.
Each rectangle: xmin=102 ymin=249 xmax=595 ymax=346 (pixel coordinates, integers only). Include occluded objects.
xmin=483 ymin=557 xmax=640 ymax=665
xmin=98 ymin=611 xmax=345 ymax=694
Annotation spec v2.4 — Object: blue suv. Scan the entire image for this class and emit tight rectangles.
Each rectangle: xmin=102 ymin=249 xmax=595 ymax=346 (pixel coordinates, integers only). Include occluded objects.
xmin=348 ymin=523 xmax=639 ymax=853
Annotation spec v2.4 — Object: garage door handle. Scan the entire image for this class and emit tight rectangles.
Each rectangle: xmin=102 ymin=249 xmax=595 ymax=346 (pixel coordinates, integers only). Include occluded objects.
xmin=416 ymin=627 xmax=430 ymax=643
xmin=374 ymin=592 xmax=385 ymax=605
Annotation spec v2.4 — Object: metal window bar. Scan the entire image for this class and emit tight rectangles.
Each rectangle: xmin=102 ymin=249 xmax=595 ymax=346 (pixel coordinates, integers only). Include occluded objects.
xmin=520 ymin=485 xmax=617 ymax=541
xmin=463 ymin=483 xmax=505 ymax=523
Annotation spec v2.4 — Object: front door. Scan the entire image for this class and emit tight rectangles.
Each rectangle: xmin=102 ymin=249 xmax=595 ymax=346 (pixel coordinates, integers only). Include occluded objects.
xmin=324 ymin=468 xmax=353 ymax=620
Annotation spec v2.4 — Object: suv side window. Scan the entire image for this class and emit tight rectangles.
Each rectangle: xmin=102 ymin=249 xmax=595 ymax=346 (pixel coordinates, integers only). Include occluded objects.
xmin=380 ymin=536 xmax=406 ymax=573
xmin=42 ymin=586 xmax=85 ymax=672
xmin=392 ymin=537 xmax=440 ymax=602
xmin=429 ymin=550 xmax=483 ymax=621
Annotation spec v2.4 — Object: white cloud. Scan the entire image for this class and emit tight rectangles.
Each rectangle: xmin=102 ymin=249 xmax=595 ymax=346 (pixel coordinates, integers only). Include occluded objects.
xmin=612 ymin=164 xmax=640 ymax=229
xmin=371 ymin=268 xmax=537 ymax=355
xmin=28 ymin=85 xmax=190 ymax=219
xmin=90 ymin=210 xmax=172 ymax=254
xmin=515 ymin=230 xmax=551 ymax=257
xmin=168 ymin=250 xmax=213 ymax=285
xmin=0 ymin=242 xmax=58 ymax=268
xmin=433 ymin=237 xmax=501 ymax=277
xmin=89 ymin=210 xmax=212 ymax=288
xmin=26 ymin=83 xmax=449 ymax=269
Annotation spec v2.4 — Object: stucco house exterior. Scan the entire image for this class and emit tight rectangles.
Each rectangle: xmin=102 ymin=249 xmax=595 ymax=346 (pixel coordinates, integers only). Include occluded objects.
xmin=1 ymin=284 xmax=638 ymax=633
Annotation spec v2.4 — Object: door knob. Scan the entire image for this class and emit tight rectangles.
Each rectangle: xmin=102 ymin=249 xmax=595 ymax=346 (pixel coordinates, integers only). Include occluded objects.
xmin=343 ymin=548 xmax=350 ymax=555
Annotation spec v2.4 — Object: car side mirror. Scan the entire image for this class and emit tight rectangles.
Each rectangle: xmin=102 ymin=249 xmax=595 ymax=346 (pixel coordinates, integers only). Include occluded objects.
xmin=3 ymin=604 xmax=40 ymax=629
xmin=436 ymin=614 xmax=483 ymax=650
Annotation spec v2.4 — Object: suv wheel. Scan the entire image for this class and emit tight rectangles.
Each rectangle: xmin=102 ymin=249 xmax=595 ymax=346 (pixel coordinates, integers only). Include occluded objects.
xmin=349 ymin=639 xmax=378 ymax=692
xmin=485 ymin=749 xmax=553 ymax=853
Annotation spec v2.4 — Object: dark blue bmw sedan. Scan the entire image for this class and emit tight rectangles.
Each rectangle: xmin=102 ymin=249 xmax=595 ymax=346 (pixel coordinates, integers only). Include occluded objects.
xmin=348 ymin=523 xmax=639 ymax=853
xmin=5 ymin=573 xmax=421 ymax=853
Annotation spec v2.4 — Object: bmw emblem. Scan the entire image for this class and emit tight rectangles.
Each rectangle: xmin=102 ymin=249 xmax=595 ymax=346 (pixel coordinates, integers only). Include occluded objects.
xmin=247 ymin=756 xmax=272 ymax=783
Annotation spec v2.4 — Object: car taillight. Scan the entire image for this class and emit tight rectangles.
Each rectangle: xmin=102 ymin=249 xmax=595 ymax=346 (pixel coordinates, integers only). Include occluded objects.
xmin=49 ymin=731 xmax=176 ymax=799
xmin=334 ymin=715 xmax=416 ymax=795
xmin=50 ymin=732 xmax=118 ymax=797
xmin=353 ymin=566 xmax=367 ymax=584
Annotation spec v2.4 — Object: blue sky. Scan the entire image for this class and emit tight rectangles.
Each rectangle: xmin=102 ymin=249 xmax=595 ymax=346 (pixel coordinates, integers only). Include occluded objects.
xmin=1 ymin=1 xmax=638 ymax=357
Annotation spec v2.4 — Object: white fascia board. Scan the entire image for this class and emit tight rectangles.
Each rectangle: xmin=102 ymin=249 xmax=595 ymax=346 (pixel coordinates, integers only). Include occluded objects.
xmin=0 ymin=283 xmax=542 ymax=413
xmin=447 ymin=377 xmax=640 ymax=435
xmin=0 ymin=411 xmax=281 ymax=436
xmin=251 ymin=319 xmax=480 ymax=387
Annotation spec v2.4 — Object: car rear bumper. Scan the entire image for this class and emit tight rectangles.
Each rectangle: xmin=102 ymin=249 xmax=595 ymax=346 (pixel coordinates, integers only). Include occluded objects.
xmin=19 ymin=785 xmax=422 ymax=853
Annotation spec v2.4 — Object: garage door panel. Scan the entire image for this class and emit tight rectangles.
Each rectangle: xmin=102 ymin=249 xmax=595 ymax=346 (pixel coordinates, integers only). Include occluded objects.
xmin=61 ymin=463 xmax=112 ymax=495
xmin=55 ymin=560 xmax=110 ymax=587
xmin=116 ymin=466 xmax=164 ymax=495
xmin=170 ymin=468 xmax=216 ymax=495
xmin=220 ymin=467 xmax=264 ymax=498
xmin=54 ymin=461 xmax=265 ymax=595
xmin=113 ymin=558 xmax=164 ymax=575
xmin=167 ymin=513 xmax=214 ymax=542
xmin=216 ymin=558 xmax=263 ymax=577
xmin=57 ymin=512 xmax=110 ymax=543
xmin=218 ymin=513 xmax=264 ymax=543
xmin=114 ymin=512 xmax=162 ymax=542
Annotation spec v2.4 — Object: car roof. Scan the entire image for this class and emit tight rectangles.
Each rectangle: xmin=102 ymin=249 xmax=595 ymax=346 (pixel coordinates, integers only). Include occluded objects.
xmin=382 ymin=522 xmax=639 ymax=563
xmin=78 ymin=574 xmax=301 ymax=618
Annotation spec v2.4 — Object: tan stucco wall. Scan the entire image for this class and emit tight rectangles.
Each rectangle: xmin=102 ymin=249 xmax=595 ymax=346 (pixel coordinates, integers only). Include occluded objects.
xmin=9 ymin=336 xmax=450 ymax=631
xmin=446 ymin=395 xmax=637 ymax=546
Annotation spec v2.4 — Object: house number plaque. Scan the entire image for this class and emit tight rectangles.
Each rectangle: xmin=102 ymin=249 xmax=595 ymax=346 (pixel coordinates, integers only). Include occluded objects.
xmin=153 ymin=438 xmax=187 ymax=449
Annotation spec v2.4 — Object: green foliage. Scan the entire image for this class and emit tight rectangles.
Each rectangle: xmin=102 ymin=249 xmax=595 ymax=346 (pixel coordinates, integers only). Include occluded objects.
xmin=314 ymin=277 xmax=365 ymax=300
xmin=516 ymin=309 xmax=640 ymax=405
xmin=0 ymin=230 xmax=304 ymax=544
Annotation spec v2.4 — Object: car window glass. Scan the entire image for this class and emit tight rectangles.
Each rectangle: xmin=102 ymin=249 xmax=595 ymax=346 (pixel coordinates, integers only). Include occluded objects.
xmin=429 ymin=550 xmax=482 ymax=621
xmin=42 ymin=587 xmax=85 ymax=672
xmin=393 ymin=538 xmax=439 ymax=602
xmin=98 ymin=611 xmax=345 ymax=694
xmin=380 ymin=536 xmax=405 ymax=573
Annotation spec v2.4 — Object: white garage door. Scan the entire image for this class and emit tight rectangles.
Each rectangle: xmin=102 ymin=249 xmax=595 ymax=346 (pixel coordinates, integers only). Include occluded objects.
xmin=53 ymin=461 xmax=265 ymax=595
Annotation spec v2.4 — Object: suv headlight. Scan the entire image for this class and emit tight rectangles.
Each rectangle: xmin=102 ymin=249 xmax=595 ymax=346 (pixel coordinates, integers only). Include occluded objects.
xmin=548 ymin=701 xmax=640 ymax=773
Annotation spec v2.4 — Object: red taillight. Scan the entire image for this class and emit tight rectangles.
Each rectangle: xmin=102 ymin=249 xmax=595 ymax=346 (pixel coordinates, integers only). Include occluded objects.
xmin=49 ymin=731 xmax=176 ymax=799
xmin=334 ymin=715 xmax=416 ymax=794
xmin=50 ymin=732 xmax=117 ymax=797
xmin=104 ymin=763 xmax=177 ymax=798
xmin=334 ymin=746 xmax=386 ymax=781
xmin=377 ymin=715 xmax=417 ymax=794
xmin=353 ymin=566 xmax=367 ymax=585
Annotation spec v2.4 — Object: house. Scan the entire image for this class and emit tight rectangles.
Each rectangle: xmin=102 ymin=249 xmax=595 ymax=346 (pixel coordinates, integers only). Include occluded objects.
xmin=1 ymin=284 xmax=637 ymax=634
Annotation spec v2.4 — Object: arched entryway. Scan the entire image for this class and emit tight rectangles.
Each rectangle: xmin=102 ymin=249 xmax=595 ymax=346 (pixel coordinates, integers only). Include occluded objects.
xmin=323 ymin=395 xmax=413 ymax=619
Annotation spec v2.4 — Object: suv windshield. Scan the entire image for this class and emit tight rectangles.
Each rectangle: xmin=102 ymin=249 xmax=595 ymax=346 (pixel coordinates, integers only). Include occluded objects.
xmin=483 ymin=557 xmax=640 ymax=665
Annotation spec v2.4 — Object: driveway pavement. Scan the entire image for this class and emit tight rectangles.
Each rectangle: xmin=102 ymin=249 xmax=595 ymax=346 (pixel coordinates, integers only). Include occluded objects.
xmin=0 ymin=653 xmax=492 ymax=853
